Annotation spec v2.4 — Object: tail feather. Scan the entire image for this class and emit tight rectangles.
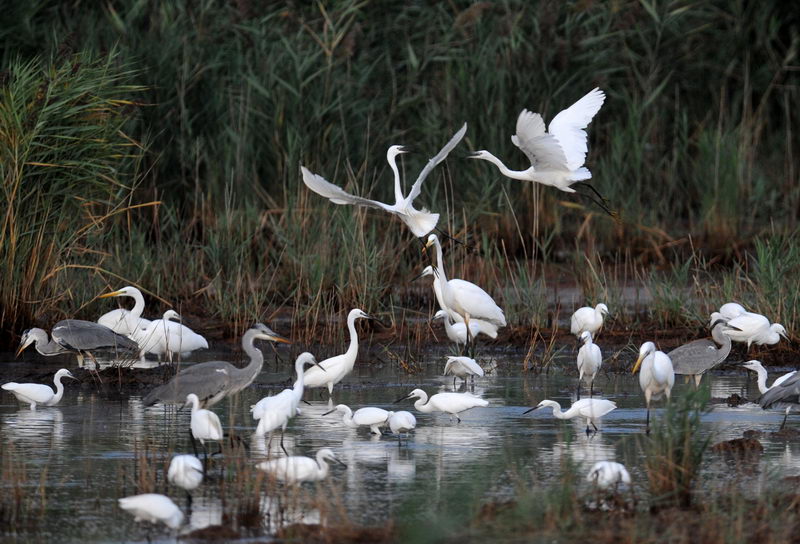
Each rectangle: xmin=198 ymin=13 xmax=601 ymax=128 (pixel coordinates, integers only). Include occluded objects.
xmin=401 ymin=210 xmax=439 ymax=238
xmin=570 ymin=167 xmax=592 ymax=181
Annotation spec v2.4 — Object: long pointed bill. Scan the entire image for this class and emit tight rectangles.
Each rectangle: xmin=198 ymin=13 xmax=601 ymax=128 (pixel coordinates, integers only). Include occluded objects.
xmin=522 ymin=406 xmax=540 ymax=415
xmin=98 ymin=290 xmax=125 ymax=299
xmin=393 ymin=394 xmax=412 ymax=404
xmin=632 ymin=354 xmax=644 ymax=374
xmin=335 ymin=459 xmax=347 ymax=467
xmin=709 ymin=319 xmax=727 ymax=329
xmin=269 ymin=334 xmax=291 ymax=345
xmin=322 ymin=409 xmax=337 ymax=416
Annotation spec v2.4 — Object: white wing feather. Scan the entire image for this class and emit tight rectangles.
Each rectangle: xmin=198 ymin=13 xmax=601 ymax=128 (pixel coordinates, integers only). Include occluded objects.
xmin=547 ymin=87 xmax=605 ymax=170
xmin=407 ymin=123 xmax=467 ymax=202
xmin=301 ymin=167 xmax=393 ymax=211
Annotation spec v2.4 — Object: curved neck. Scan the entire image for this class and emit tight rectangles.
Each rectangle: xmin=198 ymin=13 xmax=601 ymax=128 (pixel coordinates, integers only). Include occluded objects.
xmin=51 ymin=374 xmax=67 ymax=404
xmin=340 ymin=407 xmax=356 ymax=427
xmin=291 ymin=360 xmax=310 ymax=401
xmin=753 ymin=366 xmax=769 ymax=394
xmin=546 ymin=404 xmax=567 ymax=419
xmin=432 ymin=277 xmax=448 ymax=311
xmin=316 ymin=457 xmax=331 ymax=478
xmin=413 ymin=396 xmax=432 ymax=413
xmin=389 ymin=153 xmax=404 ymax=204
xmin=236 ymin=330 xmax=265 ymax=384
xmin=344 ymin=314 xmax=360 ymax=360
xmin=130 ymin=290 xmax=145 ymax=320
xmin=189 ymin=396 xmax=200 ymax=412
xmin=37 ymin=337 xmax=65 ymax=357
xmin=480 ymin=153 xmax=534 ymax=180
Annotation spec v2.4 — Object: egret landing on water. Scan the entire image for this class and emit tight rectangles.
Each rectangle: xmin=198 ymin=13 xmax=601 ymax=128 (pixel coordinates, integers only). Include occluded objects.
xmin=136 ymin=310 xmax=208 ymax=362
xmin=16 ymin=320 xmax=139 ymax=367
xmin=632 ymin=342 xmax=674 ymax=434
xmin=571 ymin=303 xmax=609 ymax=338
xmin=722 ymin=312 xmax=788 ymax=348
xmin=118 ymin=493 xmax=184 ymax=529
xmin=168 ymin=454 xmax=203 ymax=508
xmin=396 ymin=388 xmax=488 ymax=423
xmin=525 ymin=398 xmax=616 ymax=434
xmin=576 ymin=331 xmax=602 ymax=399
xmin=2 ymin=369 xmax=76 ymax=410
xmin=323 ymin=404 xmax=391 ymax=435
xmin=256 ymin=448 xmax=346 ymax=484
xmin=443 ymin=356 xmax=484 ymax=387
xmin=743 ymin=360 xmax=798 ymax=429
xmin=97 ymin=285 xmax=152 ymax=336
xmin=669 ymin=319 xmax=731 ymax=387
xmin=587 ymin=461 xmax=631 ymax=491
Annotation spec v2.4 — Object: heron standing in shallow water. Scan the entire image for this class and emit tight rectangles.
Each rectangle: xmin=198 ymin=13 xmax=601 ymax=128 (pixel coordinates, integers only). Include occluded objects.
xmin=669 ymin=320 xmax=731 ymax=387
xmin=16 ymin=320 xmax=139 ymax=366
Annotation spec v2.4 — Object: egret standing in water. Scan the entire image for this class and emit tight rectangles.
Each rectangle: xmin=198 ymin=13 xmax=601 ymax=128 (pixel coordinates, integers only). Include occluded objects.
xmin=576 ymin=331 xmax=602 ymax=399
xmin=256 ymin=448 xmax=345 ymax=484
xmin=387 ymin=411 xmax=417 ymax=445
xmin=301 ymin=123 xmax=467 ymax=237
xmin=185 ymin=393 xmax=223 ymax=459
xmin=137 ymin=310 xmax=208 ymax=362
xmin=118 ymin=494 xmax=184 ymax=529
xmin=168 ymin=454 xmax=203 ymax=507
xmin=586 ymin=461 xmax=631 ymax=490
xmin=2 ymin=368 xmax=75 ymax=410
xmin=396 ymin=388 xmax=488 ymax=423
xmin=432 ymin=310 xmax=482 ymax=349
xmin=524 ymin=398 xmax=616 ymax=434
xmin=632 ymin=342 xmax=674 ymax=433
xmin=443 ymin=356 xmax=484 ymax=387
xmin=97 ymin=285 xmax=152 ymax=336
xmin=16 ymin=320 xmax=139 ymax=366
xmin=570 ymin=303 xmax=609 ymax=338
xmin=323 ymin=404 xmax=391 ymax=435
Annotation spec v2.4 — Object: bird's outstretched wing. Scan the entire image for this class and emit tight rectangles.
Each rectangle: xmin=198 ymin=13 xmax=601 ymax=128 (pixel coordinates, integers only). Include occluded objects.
xmin=301 ymin=166 xmax=392 ymax=211
xmin=407 ymin=123 xmax=467 ymax=202
xmin=511 ymin=109 xmax=548 ymax=164
xmin=53 ymin=319 xmax=139 ymax=352
xmin=547 ymin=87 xmax=605 ymax=171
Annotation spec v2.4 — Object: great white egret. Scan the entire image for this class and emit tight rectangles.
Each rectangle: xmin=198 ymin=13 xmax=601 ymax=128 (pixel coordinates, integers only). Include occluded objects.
xmin=443 ymin=356 xmax=484 ymax=387
xmin=587 ymin=461 xmax=631 ymax=490
xmin=468 ymin=88 xmax=605 ymax=195
xmin=420 ymin=265 xmax=498 ymax=339
xmin=136 ymin=310 xmax=208 ymax=362
xmin=742 ymin=360 xmax=797 ymax=429
xmin=722 ymin=312 xmax=788 ymax=348
xmin=16 ymin=320 xmax=139 ymax=366
xmin=632 ymin=341 xmax=674 ymax=433
xmin=302 ymin=309 xmax=373 ymax=397
xmin=396 ymin=388 xmax=488 ymax=422
xmin=118 ymin=494 xmax=184 ymax=529
xmin=97 ymin=285 xmax=152 ymax=336
xmin=525 ymin=398 xmax=616 ymax=434
xmin=669 ymin=320 xmax=731 ymax=386
xmin=576 ymin=331 xmax=602 ymax=399
xmin=570 ymin=303 xmax=609 ymax=338
xmin=301 ymin=123 xmax=467 ymax=237
xmin=2 ymin=368 xmax=75 ymax=409
xmin=323 ymin=404 xmax=390 ymax=435
xmin=256 ymin=448 xmax=345 ymax=484
xmin=185 ymin=393 xmax=223 ymax=451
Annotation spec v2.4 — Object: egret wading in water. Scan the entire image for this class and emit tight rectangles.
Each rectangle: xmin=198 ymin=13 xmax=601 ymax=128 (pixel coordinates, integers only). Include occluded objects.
xmin=118 ymin=494 xmax=184 ymax=530
xmin=251 ymin=352 xmax=323 ymax=455
xmin=395 ymin=388 xmax=488 ymax=423
xmin=323 ymin=404 xmax=391 ymax=435
xmin=143 ymin=323 xmax=290 ymax=408
xmin=16 ymin=320 xmax=139 ymax=366
xmin=185 ymin=393 xmax=223 ymax=462
xmin=136 ymin=310 xmax=208 ymax=362
xmin=167 ymin=454 xmax=203 ymax=507
xmin=525 ymin=398 xmax=616 ymax=434
xmin=669 ymin=319 xmax=731 ymax=386
xmin=301 ymin=123 xmax=467 ymax=237
xmin=387 ymin=410 xmax=417 ymax=445
xmin=576 ymin=331 xmax=602 ymax=399
xmin=742 ymin=360 xmax=798 ymax=429
xmin=570 ymin=303 xmax=609 ymax=338
xmin=2 ymin=368 xmax=76 ymax=410
xmin=632 ymin=342 xmax=674 ymax=433
xmin=586 ymin=461 xmax=631 ymax=491
xmin=256 ymin=448 xmax=345 ymax=484
xmin=97 ymin=285 xmax=152 ymax=336
xmin=443 ymin=356 xmax=484 ymax=387
xmin=722 ymin=311 xmax=788 ymax=348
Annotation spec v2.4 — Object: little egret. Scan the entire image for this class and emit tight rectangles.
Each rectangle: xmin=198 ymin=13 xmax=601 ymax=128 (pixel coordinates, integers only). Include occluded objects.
xmin=387 ymin=410 xmax=417 ymax=444
xmin=525 ymin=398 xmax=616 ymax=434
xmin=168 ymin=454 xmax=204 ymax=507
xmin=722 ymin=312 xmax=788 ymax=348
xmin=251 ymin=352 xmax=322 ymax=454
xmin=118 ymin=493 xmax=184 ymax=529
xmin=137 ymin=310 xmax=208 ymax=362
xmin=143 ymin=323 xmax=290 ymax=407
xmin=570 ymin=303 xmax=609 ymax=338
xmin=632 ymin=341 xmax=674 ymax=433
xmin=576 ymin=331 xmax=602 ymax=399
xmin=432 ymin=310 xmax=483 ymax=349
xmin=443 ymin=356 xmax=484 ymax=387
xmin=16 ymin=320 xmax=139 ymax=366
xmin=669 ymin=320 xmax=731 ymax=386
xmin=185 ymin=393 xmax=223 ymax=456
xmin=742 ymin=360 xmax=797 ymax=429
xmin=97 ymin=285 xmax=152 ymax=336
xmin=586 ymin=461 xmax=631 ymax=490
xmin=420 ymin=266 xmax=498 ymax=339
xmin=323 ymin=404 xmax=391 ymax=435
xmin=396 ymin=388 xmax=488 ymax=423
xmin=755 ymin=370 xmax=800 ymax=429
xmin=718 ymin=302 xmax=746 ymax=321
xmin=256 ymin=448 xmax=345 ymax=484
xmin=301 ymin=123 xmax=467 ymax=237
xmin=2 ymin=368 xmax=75 ymax=410
xmin=302 ymin=309 xmax=373 ymax=397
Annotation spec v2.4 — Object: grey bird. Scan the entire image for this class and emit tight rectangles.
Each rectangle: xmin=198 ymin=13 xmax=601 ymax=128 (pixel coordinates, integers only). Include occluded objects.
xmin=16 ymin=320 xmax=139 ymax=366
xmin=143 ymin=323 xmax=290 ymax=408
xmin=668 ymin=320 xmax=731 ymax=387
xmin=756 ymin=371 xmax=800 ymax=429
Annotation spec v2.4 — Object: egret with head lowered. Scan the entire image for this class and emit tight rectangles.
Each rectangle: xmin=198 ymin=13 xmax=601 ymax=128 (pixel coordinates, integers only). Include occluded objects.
xmin=323 ymin=404 xmax=391 ymax=435
xmin=722 ymin=311 xmax=788 ymax=348
xmin=257 ymin=448 xmax=345 ymax=484
xmin=525 ymin=398 xmax=616 ymax=434
xmin=396 ymin=388 xmax=488 ymax=423
xmin=118 ymin=494 xmax=183 ymax=530
xmin=444 ymin=356 xmax=484 ymax=387
xmin=136 ymin=310 xmax=208 ymax=362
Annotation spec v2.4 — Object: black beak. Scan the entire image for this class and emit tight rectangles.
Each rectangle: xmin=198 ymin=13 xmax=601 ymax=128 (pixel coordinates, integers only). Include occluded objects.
xmin=710 ymin=318 xmax=727 ymax=329
xmin=466 ymin=151 xmax=481 ymax=158
xmin=322 ymin=409 xmax=336 ymax=416
xmin=411 ymin=271 xmax=427 ymax=282
xmin=336 ymin=459 xmax=348 ymax=467
xmin=394 ymin=394 xmax=411 ymax=404
xmin=522 ymin=406 xmax=539 ymax=415
xmin=398 ymin=145 xmax=412 ymax=153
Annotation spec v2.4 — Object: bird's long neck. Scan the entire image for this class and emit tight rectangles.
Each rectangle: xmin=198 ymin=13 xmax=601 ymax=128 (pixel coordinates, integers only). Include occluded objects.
xmin=236 ymin=330 xmax=265 ymax=386
xmin=51 ymin=374 xmax=66 ymax=404
xmin=189 ymin=396 xmax=200 ymax=413
xmin=432 ymin=277 xmax=448 ymax=311
xmin=389 ymin=153 xmax=404 ymax=204
xmin=547 ymin=404 xmax=567 ymax=420
xmin=130 ymin=291 xmax=145 ymax=320
xmin=292 ymin=360 xmax=308 ymax=401
xmin=36 ymin=334 xmax=63 ymax=357
xmin=753 ymin=366 xmax=769 ymax=394
xmin=344 ymin=314 xmax=360 ymax=363
xmin=414 ymin=396 xmax=432 ymax=413
xmin=479 ymin=152 xmax=534 ymax=180
xmin=316 ymin=455 xmax=331 ymax=478
xmin=340 ymin=407 xmax=357 ymax=427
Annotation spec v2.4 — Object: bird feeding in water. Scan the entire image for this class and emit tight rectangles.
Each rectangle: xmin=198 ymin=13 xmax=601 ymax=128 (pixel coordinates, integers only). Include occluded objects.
xmin=323 ymin=404 xmax=391 ymax=435
xmin=443 ymin=356 xmax=484 ymax=387
xmin=722 ymin=311 xmax=788 ymax=348
xmin=185 ymin=393 xmax=223 ymax=459
xmin=742 ymin=360 xmax=798 ymax=429
xmin=669 ymin=319 xmax=731 ymax=387
xmin=256 ymin=448 xmax=346 ymax=484
xmin=167 ymin=454 xmax=204 ymax=507
xmin=586 ymin=461 xmax=631 ymax=491
xmin=301 ymin=123 xmax=467 ymax=237
xmin=97 ymin=285 xmax=152 ymax=336
xmin=632 ymin=341 xmax=674 ymax=433
xmin=2 ymin=368 xmax=76 ymax=410
xmin=387 ymin=410 xmax=417 ymax=445
xmin=395 ymin=388 xmax=488 ymax=423
xmin=570 ymin=303 xmax=609 ymax=338
xmin=136 ymin=310 xmax=208 ymax=362
xmin=16 ymin=320 xmax=139 ymax=367
xmin=576 ymin=331 xmax=602 ymax=399
xmin=118 ymin=493 xmax=184 ymax=530
xmin=524 ymin=398 xmax=616 ymax=434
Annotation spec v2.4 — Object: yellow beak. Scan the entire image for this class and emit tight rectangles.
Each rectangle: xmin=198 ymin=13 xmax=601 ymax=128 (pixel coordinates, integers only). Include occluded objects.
xmin=632 ymin=353 xmax=644 ymax=374
xmin=15 ymin=344 xmax=25 ymax=357
xmin=270 ymin=335 xmax=291 ymax=345
xmin=98 ymin=290 xmax=125 ymax=299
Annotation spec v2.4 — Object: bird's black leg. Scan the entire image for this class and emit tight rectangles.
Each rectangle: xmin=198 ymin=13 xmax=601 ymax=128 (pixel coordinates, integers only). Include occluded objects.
xmin=456 ymin=414 xmax=461 ymax=424
xmin=280 ymin=431 xmax=289 ymax=456
xmin=185 ymin=491 xmax=193 ymax=512
xmin=453 ymin=377 xmax=457 ymax=389
xmin=780 ymin=409 xmax=790 ymax=430
xmin=590 ymin=381 xmax=594 ymax=398
xmin=591 ymin=421 xmax=599 ymax=433
xmin=645 ymin=408 xmax=651 ymax=435
xmin=576 ymin=380 xmax=581 ymax=401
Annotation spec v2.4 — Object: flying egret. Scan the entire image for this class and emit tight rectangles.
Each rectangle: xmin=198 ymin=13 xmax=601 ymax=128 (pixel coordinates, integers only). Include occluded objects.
xmin=2 ymin=368 xmax=75 ymax=410
xmin=632 ymin=341 xmax=674 ymax=433
xmin=143 ymin=323 xmax=290 ymax=408
xmin=251 ymin=352 xmax=323 ymax=454
xmin=387 ymin=410 xmax=417 ymax=445
xmin=525 ymin=398 xmax=616 ymax=434
xmin=323 ymin=404 xmax=391 ymax=435
xmin=420 ymin=266 xmax=498 ymax=339
xmin=256 ymin=448 xmax=345 ymax=484
xmin=722 ymin=312 xmax=788 ymax=348
xmin=669 ymin=320 xmax=731 ymax=386
xmin=396 ymin=388 xmax=488 ymax=423
xmin=136 ymin=310 xmax=208 ymax=362
xmin=301 ymin=123 xmax=467 ymax=237
xmin=576 ymin=331 xmax=602 ymax=399
xmin=754 ymin=370 xmax=800 ymax=429
xmin=97 ymin=285 xmax=152 ymax=336
xmin=586 ymin=461 xmax=631 ymax=490
xmin=168 ymin=454 xmax=204 ymax=507
xmin=16 ymin=320 xmax=139 ymax=366
xmin=302 ymin=309 xmax=373 ymax=397
xmin=742 ymin=360 xmax=798 ymax=429
xmin=570 ymin=303 xmax=609 ymax=338
xmin=443 ymin=356 xmax=484 ymax=387
xmin=185 ymin=393 xmax=223 ymax=457
xmin=118 ymin=494 xmax=184 ymax=529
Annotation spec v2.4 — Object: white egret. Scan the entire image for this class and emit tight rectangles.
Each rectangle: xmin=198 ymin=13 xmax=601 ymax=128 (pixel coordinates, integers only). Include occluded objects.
xmin=586 ymin=461 xmax=631 ymax=490
xmin=97 ymin=285 xmax=152 ymax=336
xmin=718 ymin=302 xmax=746 ymax=321
xmin=669 ymin=320 xmax=731 ymax=386
xmin=16 ymin=320 xmax=139 ymax=366
xmin=301 ymin=123 xmax=467 ymax=237
xmin=396 ymin=388 xmax=488 ymax=423
xmin=257 ymin=448 xmax=345 ymax=484
xmin=2 ymin=368 xmax=75 ymax=410
xmin=525 ymin=398 xmax=616 ymax=434
xmin=576 ymin=331 xmax=602 ymax=398
xmin=323 ymin=404 xmax=390 ymax=435
xmin=722 ymin=312 xmax=788 ymax=348
xmin=632 ymin=341 xmax=675 ymax=433
xmin=742 ymin=360 xmax=797 ymax=429
xmin=468 ymin=88 xmax=606 ymax=195
xmin=185 ymin=393 xmax=223 ymax=457
xmin=420 ymin=266 xmax=499 ymax=339
xmin=118 ymin=493 xmax=184 ymax=529
xmin=570 ymin=303 xmax=609 ymax=338
xmin=432 ymin=310 xmax=482 ymax=348
xmin=251 ymin=352 xmax=322 ymax=454
xmin=137 ymin=310 xmax=208 ymax=362
xmin=168 ymin=454 xmax=204 ymax=491
xmin=302 ymin=309 xmax=373 ymax=397
xmin=387 ymin=410 xmax=417 ymax=439
xmin=443 ymin=355 xmax=484 ymax=387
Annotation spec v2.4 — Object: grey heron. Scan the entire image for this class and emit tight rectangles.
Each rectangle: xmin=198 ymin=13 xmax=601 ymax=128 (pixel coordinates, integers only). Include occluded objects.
xmin=142 ymin=323 xmax=290 ymax=408
xmin=746 ymin=361 xmax=800 ymax=429
xmin=97 ymin=285 xmax=152 ymax=335
xmin=2 ymin=368 xmax=76 ymax=409
xmin=669 ymin=320 xmax=731 ymax=386
xmin=16 ymin=320 xmax=139 ymax=366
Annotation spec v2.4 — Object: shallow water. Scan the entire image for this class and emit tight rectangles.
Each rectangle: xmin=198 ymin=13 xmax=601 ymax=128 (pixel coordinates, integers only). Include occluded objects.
xmin=1 ymin=350 xmax=797 ymax=542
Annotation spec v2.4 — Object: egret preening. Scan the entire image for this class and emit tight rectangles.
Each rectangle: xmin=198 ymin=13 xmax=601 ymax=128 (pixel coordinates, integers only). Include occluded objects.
xmin=323 ymin=404 xmax=390 ymax=435
xmin=136 ymin=310 xmax=208 ymax=362
xmin=570 ymin=303 xmax=609 ymax=338
xmin=97 ymin=285 xmax=152 ymax=336
xmin=143 ymin=323 xmax=290 ymax=408
xmin=251 ymin=352 xmax=323 ymax=454
xmin=302 ymin=309 xmax=373 ymax=398
xmin=722 ymin=312 xmax=788 ymax=348
xmin=387 ymin=410 xmax=417 ymax=445
xmin=718 ymin=302 xmax=746 ymax=321
xmin=16 ymin=320 xmax=139 ymax=366
xmin=587 ymin=461 xmax=631 ymax=490
xmin=168 ymin=454 xmax=204 ymax=507
xmin=118 ymin=493 xmax=184 ymax=530
xmin=185 ymin=393 xmax=223 ymax=459
xmin=420 ymin=265 xmax=499 ymax=339
xmin=742 ymin=360 xmax=798 ymax=429
xmin=632 ymin=342 xmax=674 ymax=433
xmin=525 ymin=398 xmax=616 ymax=434
xmin=443 ymin=356 xmax=484 ymax=387
xmin=669 ymin=320 xmax=731 ymax=386
xmin=301 ymin=123 xmax=467 ymax=237
xmin=257 ymin=448 xmax=345 ymax=484
xmin=576 ymin=331 xmax=602 ymax=399
xmin=2 ymin=368 xmax=75 ymax=410
xmin=396 ymin=388 xmax=488 ymax=423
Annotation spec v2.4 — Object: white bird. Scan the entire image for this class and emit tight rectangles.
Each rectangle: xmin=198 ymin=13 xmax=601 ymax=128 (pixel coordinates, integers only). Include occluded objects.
xmin=396 ymin=388 xmax=488 ymax=423
xmin=432 ymin=310 xmax=483 ymax=347
xmin=468 ymin=88 xmax=606 ymax=194
xmin=718 ymin=302 xmax=746 ymax=321
xmin=302 ymin=309 xmax=373 ymax=397
xmin=256 ymin=448 xmax=345 ymax=484
xmin=2 ymin=368 xmax=75 ymax=410
xmin=525 ymin=398 xmax=616 ymax=434
xmin=576 ymin=331 xmax=602 ymax=399
xmin=632 ymin=341 xmax=675 ymax=432
xmin=570 ymin=303 xmax=609 ymax=337
xmin=251 ymin=353 xmax=322 ymax=454
xmin=301 ymin=123 xmax=467 ymax=237
xmin=443 ymin=356 xmax=484 ymax=387
xmin=586 ymin=461 xmax=631 ymax=490
xmin=742 ymin=359 xmax=797 ymax=394
xmin=421 ymin=265 xmax=498 ymax=339
xmin=136 ymin=310 xmax=208 ymax=362
xmin=97 ymin=285 xmax=152 ymax=336
xmin=722 ymin=312 xmax=788 ymax=348
xmin=118 ymin=494 xmax=184 ymax=529
xmin=168 ymin=454 xmax=204 ymax=492
xmin=387 ymin=410 xmax=417 ymax=437
xmin=185 ymin=393 xmax=223 ymax=451
xmin=323 ymin=404 xmax=391 ymax=435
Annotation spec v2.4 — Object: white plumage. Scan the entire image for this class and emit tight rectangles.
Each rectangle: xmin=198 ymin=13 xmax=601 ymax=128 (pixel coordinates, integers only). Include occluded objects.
xmin=2 ymin=368 xmax=75 ymax=410
xmin=576 ymin=331 xmax=602 ymax=398
xmin=97 ymin=285 xmax=152 ymax=336
xmin=387 ymin=411 xmax=417 ymax=435
xmin=257 ymin=448 xmax=343 ymax=483
xmin=421 ymin=265 xmax=499 ymax=339
xmin=527 ymin=398 xmax=616 ymax=433
xmin=167 ymin=454 xmax=204 ymax=491
xmin=586 ymin=461 xmax=631 ymax=490
xmin=443 ymin=356 xmax=484 ymax=384
xmin=325 ymin=404 xmax=390 ymax=435
xmin=718 ymin=302 xmax=746 ymax=320
xmin=570 ymin=303 xmax=609 ymax=337
xmin=433 ymin=310 xmax=482 ymax=346
xmin=136 ymin=310 xmax=208 ymax=362
xmin=185 ymin=393 xmax=223 ymax=445
xmin=118 ymin=494 xmax=184 ymax=529
xmin=399 ymin=388 xmax=488 ymax=422
xmin=632 ymin=341 xmax=675 ymax=431
xmin=722 ymin=311 xmax=788 ymax=348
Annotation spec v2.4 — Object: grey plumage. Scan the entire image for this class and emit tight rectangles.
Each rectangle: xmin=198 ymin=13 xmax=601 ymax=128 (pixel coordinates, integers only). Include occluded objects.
xmin=17 ymin=319 xmax=138 ymax=365
xmin=757 ymin=372 xmax=800 ymax=410
xmin=668 ymin=322 xmax=731 ymax=386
